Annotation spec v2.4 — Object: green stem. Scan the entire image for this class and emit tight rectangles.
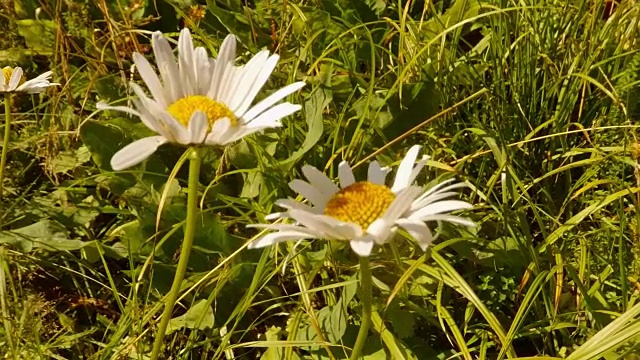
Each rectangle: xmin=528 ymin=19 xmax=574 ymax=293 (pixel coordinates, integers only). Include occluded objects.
xmin=350 ymin=256 xmax=372 ymax=360
xmin=0 ymin=93 xmax=12 ymax=200
xmin=150 ymin=147 xmax=202 ymax=360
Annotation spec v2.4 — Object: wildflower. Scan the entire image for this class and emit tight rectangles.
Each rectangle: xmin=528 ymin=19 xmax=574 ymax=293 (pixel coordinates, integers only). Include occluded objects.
xmin=1 ymin=67 xmax=58 ymax=93
xmin=98 ymin=28 xmax=305 ymax=171
xmin=248 ymin=145 xmax=475 ymax=256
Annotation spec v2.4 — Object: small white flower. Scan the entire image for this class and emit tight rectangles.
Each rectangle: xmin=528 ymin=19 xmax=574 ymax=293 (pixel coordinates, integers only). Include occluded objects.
xmin=97 ymin=28 xmax=305 ymax=171
xmin=248 ymin=145 xmax=475 ymax=257
xmin=0 ymin=67 xmax=58 ymax=93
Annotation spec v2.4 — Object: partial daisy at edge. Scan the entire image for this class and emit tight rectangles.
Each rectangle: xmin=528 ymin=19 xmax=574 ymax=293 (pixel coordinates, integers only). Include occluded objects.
xmin=96 ymin=28 xmax=305 ymax=171
xmin=247 ymin=145 xmax=476 ymax=257
xmin=1 ymin=66 xmax=59 ymax=93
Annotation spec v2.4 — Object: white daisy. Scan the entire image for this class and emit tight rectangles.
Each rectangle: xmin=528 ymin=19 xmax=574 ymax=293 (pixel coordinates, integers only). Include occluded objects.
xmin=97 ymin=28 xmax=305 ymax=171
xmin=1 ymin=67 xmax=58 ymax=93
xmin=248 ymin=145 xmax=475 ymax=257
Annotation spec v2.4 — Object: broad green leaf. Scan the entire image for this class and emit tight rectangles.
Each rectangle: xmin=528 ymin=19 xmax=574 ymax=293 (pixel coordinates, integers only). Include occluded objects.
xmin=167 ymin=300 xmax=215 ymax=334
xmin=15 ymin=19 xmax=56 ymax=53
xmin=79 ymin=120 xmax=128 ymax=172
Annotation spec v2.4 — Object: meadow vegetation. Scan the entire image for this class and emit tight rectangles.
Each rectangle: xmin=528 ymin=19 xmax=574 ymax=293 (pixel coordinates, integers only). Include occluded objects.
xmin=1 ymin=0 xmax=640 ymax=359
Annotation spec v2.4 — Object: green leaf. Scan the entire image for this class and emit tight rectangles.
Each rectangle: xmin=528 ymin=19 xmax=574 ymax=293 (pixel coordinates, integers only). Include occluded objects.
xmin=79 ymin=120 xmax=128 ymax=172
xmin=240 ymin=171 xmax=264 ymax=199
xmin=280 ymin=89 xmax=330 ymax=170
xmin=0 ymin=220 xmax=125 ymax=259
xmin=0 ymin=220 xmax=69 ymax=252
xmin=260 ymin=327 xmax=302 ymax=360
xmin=167 ymin=300 xmax=215 ymax=334
xmin=386 ymin=304 xmax=416 ymax=339
xmin=15 ymin=19 xmax=56 ymax=53
xmin=47 ymin=146 xmax=91 ymax=175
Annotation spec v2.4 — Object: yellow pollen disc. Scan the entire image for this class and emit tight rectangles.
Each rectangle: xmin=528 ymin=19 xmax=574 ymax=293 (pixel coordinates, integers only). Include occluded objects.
xmin=2 ymin=67 xmax=25 ymax=86
xmin=324 ymin=181 xmax=396 ymax=229
xmin=167 ymin=95 xmax=237 ymax=129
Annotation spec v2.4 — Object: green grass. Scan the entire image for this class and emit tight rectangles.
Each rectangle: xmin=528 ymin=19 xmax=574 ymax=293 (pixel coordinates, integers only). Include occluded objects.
xmin=1 ymin=0 xmax=640 ymax=358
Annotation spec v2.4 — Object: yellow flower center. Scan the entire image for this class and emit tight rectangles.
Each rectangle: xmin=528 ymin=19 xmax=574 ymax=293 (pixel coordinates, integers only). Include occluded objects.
xmin=324 ymin=181 xmax=396 ymax=229
xmin=166 ymin=95 xmax=237 ymax=129
xmin=2 ymin=67 xmax=25 ymax=86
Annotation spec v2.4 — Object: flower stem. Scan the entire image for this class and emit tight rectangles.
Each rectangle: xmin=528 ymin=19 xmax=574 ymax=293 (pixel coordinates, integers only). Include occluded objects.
xmin=0 ymin=93 xmax=12 ymax=200
xmin=350 ymin=256 xmax=372 ymax=360
xmin=150 ymin=146 xmax=202 ymax=360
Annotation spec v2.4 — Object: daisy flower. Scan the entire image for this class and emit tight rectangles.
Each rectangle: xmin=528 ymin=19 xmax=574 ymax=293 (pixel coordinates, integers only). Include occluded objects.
xmin=248 ymin=145 xmax=475 ymax=257
xmin=97 ymin=28 xmax=305 ymax=171
xmin=1 ymin=66 xmax=58 ymax=93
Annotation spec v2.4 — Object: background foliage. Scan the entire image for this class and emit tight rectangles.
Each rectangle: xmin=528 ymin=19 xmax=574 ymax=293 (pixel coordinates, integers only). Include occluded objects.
xmin=1 ymin=0 xmax=640 ymax=359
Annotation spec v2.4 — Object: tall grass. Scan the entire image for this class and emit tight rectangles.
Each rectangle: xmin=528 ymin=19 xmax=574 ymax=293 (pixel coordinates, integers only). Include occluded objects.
xmin=1 ymin=0 xmax=640 ymax=359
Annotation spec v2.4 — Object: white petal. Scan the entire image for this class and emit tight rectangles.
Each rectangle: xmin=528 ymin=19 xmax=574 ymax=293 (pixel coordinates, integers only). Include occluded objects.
xmin=274 ymin=198 xmax=318 ymax=213
xmin=265 ymin=212 xmax=286 ymax=221
xmin=382 ymin=186 xmax=423 ymax=221
xmin=187 ymin=111 xmax=208 ymax=143
xmin=243 ymin=102 xmax=301 ymax=128
xmin=152 ymin=110 xmax=190 ymax=143
xmin=30 ymin=71 xmax=53 ymax=81
xmin=220 ymin=124 xmax=277 ymax=145
xmin=178 ymin=28 xmax=196 ymax=95
xmin=411 ymin=191 xmax=462 ymax=211
xmin=110 ymin=136 xmax=167 ymax=171
xmin=131 ymin=85 xmax=189 ymax=143
xmin=391 ymin=145 xmax=421 ymax=192
xmin=396 ymin=219 xmax=434 ymax=251
xmin=248 ymin=230 xmax=316 ymax=249
xmin=350 ymin=235 xmax=375 ymax=257
xmin=0 ymin=67 xmax=9 ymax=89
xmin=367 ymin=218 xmax=394 ymax=244
xmin=204 ymin=117 xmax=233 ymax=145
xmin=8 ymin=67 xmax=23 ymax=91
xmin=16 ymin=72 xmax=57 ymax=93
xmin=413 ymin=181 xmax=468 ymax=209
xmin=216 ymin=64 xmax=241 ymax=105
xmin=367 ymin=161 xmax=389 ymax=185
xmin=225 ymin=50 xmax=270 ymax=110
xmin=232 ymin=54 xmax=280 ymax=116
xmin=194 ymin=47 xmax=212 ymax=94
xmin=132 ymin=101 xmax=173 ymax=140
xmin=96 ymin=102 xmax=141 ymax=118
xmin=338 ymin=161 xmax=356 ymax=188
xmin=242 ymin=82 xmax=306 ymax=121
xmin=412 ymin=214 xmax=475 ymax=227
xmin=288 ymin=209 xmax=362 ymax=239
xmin=152 ymin=31 xmax=182 ymax=101
xmin=414 ymin=179 xmax=457 ymax=202
xmin=248 ymin=223 xmax=321 ymax=235
xmin=208 ymin=35 xmax=237 ymax=99
xmin=302 ymin=165 xmax=339 ymax=195
xmin=217 ymin=34 xmax=237 ymax=63
xmin=289 ymin=180 xmax=330 ymax=207
xmin=409 ymin=200 xmax=473 ymax=220
xmin=129 ymin=83 xmax=173 ymax=136
xmin=133 ymin=52 xmax=167 ymax=107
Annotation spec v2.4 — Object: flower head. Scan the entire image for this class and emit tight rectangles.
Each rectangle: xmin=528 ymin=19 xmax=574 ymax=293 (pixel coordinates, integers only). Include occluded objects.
xmin=98 ymin=28 xmax=305 ymax=171
xmin=1 ymin=67 xmax=58 ymax=94
xmin=248 ymin=145 xmax=475 ymax=257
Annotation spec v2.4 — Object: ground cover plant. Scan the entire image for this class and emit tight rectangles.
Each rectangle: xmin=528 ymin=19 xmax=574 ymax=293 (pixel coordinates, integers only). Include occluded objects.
xmin=1 ymin=0 xmax=640 ymax=359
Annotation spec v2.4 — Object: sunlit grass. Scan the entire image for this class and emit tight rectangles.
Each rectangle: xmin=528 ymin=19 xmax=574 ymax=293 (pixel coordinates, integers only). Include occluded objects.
xmin=1 ymin=0 xmax=640 ymax=359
